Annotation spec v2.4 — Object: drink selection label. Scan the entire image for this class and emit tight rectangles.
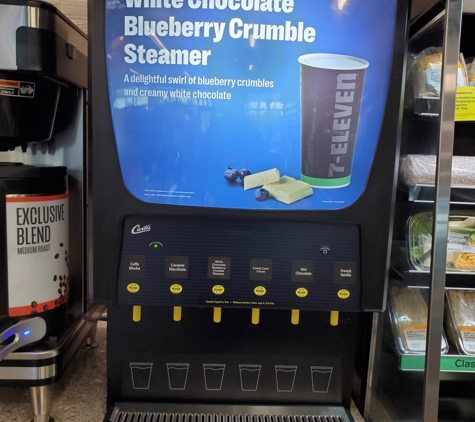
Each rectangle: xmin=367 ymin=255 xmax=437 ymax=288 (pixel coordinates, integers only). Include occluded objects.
xmin=105 ymin=0 xmax=397 ymax=210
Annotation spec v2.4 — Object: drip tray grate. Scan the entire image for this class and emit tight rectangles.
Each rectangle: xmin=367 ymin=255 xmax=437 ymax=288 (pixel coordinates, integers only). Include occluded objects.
xmin=109 ymin=404 xmax=353 ymax=422
xmin=110 ymin=413 xmax=347 ymax=422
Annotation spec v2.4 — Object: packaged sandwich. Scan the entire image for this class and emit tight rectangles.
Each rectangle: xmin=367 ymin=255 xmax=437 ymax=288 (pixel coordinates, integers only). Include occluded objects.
xmin=446 ymin=290 xmax=475 ymax=355
xmin=388 ymin=281 xmax=449 ymax=354
xmin=467 ymin=60 xmax=475 ymax=87
xmin=408 ymin=212 xmax=475 ymax=272
xmin=410 ymin=47 xmax=468 ymax=98
xmin=400 ymin=155 xmax=475 ymax=187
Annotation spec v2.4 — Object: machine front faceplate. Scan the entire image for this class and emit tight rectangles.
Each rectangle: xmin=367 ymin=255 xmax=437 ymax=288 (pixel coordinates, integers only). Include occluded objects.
xmin=117 ymin=216 xmax=360 ymax=311
xmin=107 ymin=305 xmax=357 ymax=408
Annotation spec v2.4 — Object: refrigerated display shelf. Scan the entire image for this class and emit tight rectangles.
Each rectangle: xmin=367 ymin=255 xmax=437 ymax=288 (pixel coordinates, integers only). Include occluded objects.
xmin=402 ymin=270 xmax=475 ymax=289
xmin=408 ymin=184 xmax=475 ymax=204
xmin=413 ymin=87 xmax=475 ymax=120
xmin=364 ymin=3 xmax=475 ymax=420
xmin=414 ymin=97 xmax=440 ymax=116
xmin=389 ymin=242 xmax=475 ymax=289
xmin=391 ymin=246 xmax=475 ymax=290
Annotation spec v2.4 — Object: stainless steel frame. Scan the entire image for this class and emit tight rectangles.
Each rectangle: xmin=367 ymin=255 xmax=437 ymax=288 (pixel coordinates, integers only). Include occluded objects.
xmin=423 ymin=1 xmax=462 ymax=421
xmin=364 ymin=1 xmax=465 ymax=421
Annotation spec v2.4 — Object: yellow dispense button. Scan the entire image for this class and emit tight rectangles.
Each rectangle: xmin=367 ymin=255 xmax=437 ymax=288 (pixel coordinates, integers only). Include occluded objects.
xmin=170 ymin=284 xmax=183 ymax=294
xmin=337 ymin=289 xmax=350 ymax=299
xmin=127 ymin=283 xmax=140 ymax=293
xmin=254 ymin=286 xmax=266 ymax=296
xmin=212 ymin=285 xmax=225 ymax=295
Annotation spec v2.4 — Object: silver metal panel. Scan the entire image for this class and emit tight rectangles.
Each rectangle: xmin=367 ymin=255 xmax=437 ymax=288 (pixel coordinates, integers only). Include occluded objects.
xmin=0 ymin=363 xmax=56 ymax=380
xmin=26 ymin=5 xmax=87 ymax=55
xmin=463 ymin=0 xmax=475 ymax=13
xmin=0 ymin=348 xmax=60 ymax=360
xmin=422 ymin=1 xmax=463 ymax=421
xmin=0 ymin=3 xmax=87 ymax=70
xmin=0 ymin=304 xmax=105 ymax=365
xmin=0 ymin=5 xmax=27 ymax=69
xmin=363 ymin=312 xmax=382 ymax=420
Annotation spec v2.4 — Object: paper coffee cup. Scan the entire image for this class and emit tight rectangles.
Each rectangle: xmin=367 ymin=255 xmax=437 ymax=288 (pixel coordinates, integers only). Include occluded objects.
xmin=298 ymin=53 xmax=369 ymax=188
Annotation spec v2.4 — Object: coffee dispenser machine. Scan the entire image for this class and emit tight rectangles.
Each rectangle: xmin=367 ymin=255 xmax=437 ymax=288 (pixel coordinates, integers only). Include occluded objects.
xmin=0 ymin=1 xmax=101 ymax=421
xmin=89 ymin=0 xmax=409 ymax=420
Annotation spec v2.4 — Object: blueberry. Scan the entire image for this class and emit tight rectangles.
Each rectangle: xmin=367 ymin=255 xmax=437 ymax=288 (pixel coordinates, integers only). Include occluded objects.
xmin=224 ymin=168 xmax=239 ymax=182
xmin=239 ymin=169 xmax=251 ymax=181
xmin=255 ymin=188 xmax=270 ymax=201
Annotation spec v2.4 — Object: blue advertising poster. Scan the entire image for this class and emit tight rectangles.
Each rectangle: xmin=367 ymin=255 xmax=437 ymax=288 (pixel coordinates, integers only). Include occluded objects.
xmin=105 ymin=0 xmax=396 ymax=210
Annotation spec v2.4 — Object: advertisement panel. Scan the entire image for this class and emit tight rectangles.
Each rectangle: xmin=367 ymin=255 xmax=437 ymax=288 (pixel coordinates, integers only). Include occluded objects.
xmin=105 ymin=0 xmax=396 ymax=210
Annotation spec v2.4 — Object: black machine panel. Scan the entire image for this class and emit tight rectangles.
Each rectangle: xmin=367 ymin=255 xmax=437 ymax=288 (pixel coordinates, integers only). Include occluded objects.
xmin=107 ymin=306 xmax=358 ymax=408
xmin=89 ymin=0 xmax=410 ymax=314
xmin=88 ymin=0 xmax=411 ymax=415
xmin=117 ymin=216 xmax=360 ymax=311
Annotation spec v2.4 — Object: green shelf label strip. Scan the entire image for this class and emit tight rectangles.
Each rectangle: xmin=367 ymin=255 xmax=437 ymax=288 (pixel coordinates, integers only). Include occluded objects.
xmin=400 ymin=354 xmax=475 ymax=372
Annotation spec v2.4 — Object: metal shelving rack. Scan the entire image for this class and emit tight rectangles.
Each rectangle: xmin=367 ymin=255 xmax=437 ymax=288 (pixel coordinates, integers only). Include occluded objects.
xmin=363 ymin=1 xmax=475 ymax=421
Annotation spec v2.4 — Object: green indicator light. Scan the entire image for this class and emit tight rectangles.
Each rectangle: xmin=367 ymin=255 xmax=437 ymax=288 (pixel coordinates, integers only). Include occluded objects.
xmin=154 ymin=244 xmax=158 ymax=248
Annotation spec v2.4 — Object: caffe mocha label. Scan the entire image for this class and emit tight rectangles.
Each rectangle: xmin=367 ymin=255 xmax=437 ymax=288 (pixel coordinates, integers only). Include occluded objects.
xmin=6 ymin=194 xmax=69 ymax=316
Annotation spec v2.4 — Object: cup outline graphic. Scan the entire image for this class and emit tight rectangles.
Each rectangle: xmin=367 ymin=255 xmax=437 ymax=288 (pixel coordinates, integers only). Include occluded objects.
xmin=166 ymin=363 xmax=190 ymax=390
xmin=203 ymin=363 xmax=226 ymax=391
xmin=275 ymin=365 xmax=298 ymax=392
xmin=239 ymin=364 xmax=262 ymax=392
xmin=130 ymin=362 xmax=153 ymax=390
xmin=311 ymin=365 xmax=333 ymax=393
xmin=298 ymin=53 xmax=369 ymax=189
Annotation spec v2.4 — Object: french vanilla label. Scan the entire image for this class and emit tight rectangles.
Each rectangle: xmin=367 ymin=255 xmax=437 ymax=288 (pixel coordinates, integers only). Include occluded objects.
xmin=6 ymin=194 xmax=69 ymax=316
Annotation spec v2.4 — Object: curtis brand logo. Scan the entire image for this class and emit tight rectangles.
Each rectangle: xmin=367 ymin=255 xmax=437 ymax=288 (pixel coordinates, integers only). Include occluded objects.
xmin=131 ymin=224 xmax=151 ymax=234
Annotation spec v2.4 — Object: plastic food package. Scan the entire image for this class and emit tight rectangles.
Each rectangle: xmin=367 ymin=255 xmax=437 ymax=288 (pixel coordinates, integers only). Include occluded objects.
xmin=400 ymin=155 xmax=475 ymax=187
xmin=388 ymin=281 xmax=449 ymax=354
xmin=446 ymin=290 xmax=475 ymax=355
xmin=408 ymin=212 xmax=475 ymax=271
xmin=467 ymin=60 xmax=475 ymax=86
xmin=409 ymin=47 xmax=468 ymax=98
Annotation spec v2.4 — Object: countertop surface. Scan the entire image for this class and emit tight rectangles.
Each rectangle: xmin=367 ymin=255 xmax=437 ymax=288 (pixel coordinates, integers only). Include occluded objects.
xmin=0 ymin=321 xmax=108 ymax=422
xmin=0 ymin=320 xmax=364 ymax=422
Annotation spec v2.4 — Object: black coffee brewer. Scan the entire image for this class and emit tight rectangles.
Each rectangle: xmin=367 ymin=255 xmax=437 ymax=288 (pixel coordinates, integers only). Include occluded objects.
xmin=0 ymin=0 xmax=87 ymax=342
xmin=0 ymin=2 xmax=96 ymax=421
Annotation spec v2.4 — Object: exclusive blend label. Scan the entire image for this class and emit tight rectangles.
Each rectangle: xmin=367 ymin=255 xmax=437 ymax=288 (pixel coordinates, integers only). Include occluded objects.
xmin=6 ymin=194 xmax=69 ymax=316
